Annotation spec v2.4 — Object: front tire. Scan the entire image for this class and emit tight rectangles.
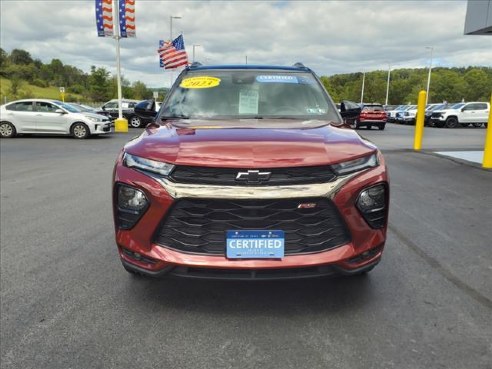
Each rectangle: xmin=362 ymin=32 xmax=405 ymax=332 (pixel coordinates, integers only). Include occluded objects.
xmin=71 ymin=122 xmax=90 ymax=139
xmin=129 ymin=115 xmax=142 ymax=128
xmin=472 ymin=123 xmax=483 ymax=128
xmin=0 ymin=122 xmax=16 ymax=138
xmin=378 ymin=124 xmax=385 ymax=130
xmin=445 ymin=117 xmax=459 ymax=128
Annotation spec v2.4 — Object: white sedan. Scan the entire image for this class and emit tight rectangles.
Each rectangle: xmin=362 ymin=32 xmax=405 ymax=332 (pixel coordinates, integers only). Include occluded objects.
xmin=0 ymin=99 xmax=112 ymax=139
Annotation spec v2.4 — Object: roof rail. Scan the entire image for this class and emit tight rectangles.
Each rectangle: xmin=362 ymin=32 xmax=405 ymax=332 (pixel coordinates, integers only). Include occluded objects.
xmin=293 ymin=62 xmax=307 ymax=69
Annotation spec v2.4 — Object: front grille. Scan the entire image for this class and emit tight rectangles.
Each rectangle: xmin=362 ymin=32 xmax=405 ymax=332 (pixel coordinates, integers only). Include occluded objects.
xmin=431 ymin=112 xmax=442 ymax=118
xmin=170 ymin=165 xmax=336 ymax=186
xmin=153 ymin=198 xmax=351 ymax=255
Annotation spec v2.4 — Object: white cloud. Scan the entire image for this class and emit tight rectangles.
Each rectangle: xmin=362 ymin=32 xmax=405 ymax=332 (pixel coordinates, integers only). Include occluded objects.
xmin=1 ymin=0 xmax=491 ymax=88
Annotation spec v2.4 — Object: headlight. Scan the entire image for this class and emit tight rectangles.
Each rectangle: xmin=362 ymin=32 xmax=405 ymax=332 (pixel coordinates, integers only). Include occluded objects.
xmin=332 ymin=153 xmax=378 ymax=175
xmin=87 ymin=116 xmax=102 ymax=122
xmin=123 ymin=152 xmax=175 ymax=176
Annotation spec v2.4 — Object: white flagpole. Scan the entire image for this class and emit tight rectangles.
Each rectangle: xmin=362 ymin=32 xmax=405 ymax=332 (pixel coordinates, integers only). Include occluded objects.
xmin=113 ymin=0 xmax=126 ymax=131
xmin=114 ymin=0 xmax=122 ymax=120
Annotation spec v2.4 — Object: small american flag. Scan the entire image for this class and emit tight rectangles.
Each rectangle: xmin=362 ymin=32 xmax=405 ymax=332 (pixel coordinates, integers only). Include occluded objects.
xmin=119 ymin=0 xmax=136 ymax=38
xmin=95 ymin=0 xmax=114 ymax=37
xmin=158 ymin=35 xmax=189 ymax=69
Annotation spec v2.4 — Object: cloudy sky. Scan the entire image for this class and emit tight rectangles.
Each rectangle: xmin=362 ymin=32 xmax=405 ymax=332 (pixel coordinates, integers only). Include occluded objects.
xmin=1 ymin=0 xmax=491 ymax=88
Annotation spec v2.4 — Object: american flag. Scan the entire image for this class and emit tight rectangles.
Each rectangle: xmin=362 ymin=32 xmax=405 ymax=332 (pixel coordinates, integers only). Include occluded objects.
xmin=158 ymin=35 xmax=189 ymax=69
xmin=95 ymin=0 xmax=113 ymax=37
xmin=119 ymin=0 xmax=136 ymax=38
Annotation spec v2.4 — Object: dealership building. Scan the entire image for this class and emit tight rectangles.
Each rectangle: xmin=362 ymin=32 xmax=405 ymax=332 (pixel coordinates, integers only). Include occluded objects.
xmin=464 ymin=0 xmax=492 ymax=34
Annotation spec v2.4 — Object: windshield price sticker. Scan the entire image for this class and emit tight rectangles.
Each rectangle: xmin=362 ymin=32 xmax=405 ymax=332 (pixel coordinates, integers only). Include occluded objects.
xmin=256 ymin=75 xmax=298 ymax=84
xmin=180 ymin=76 xmax=221 ymax=89
xmin=239 ymin=88 xmax=259 ymax=114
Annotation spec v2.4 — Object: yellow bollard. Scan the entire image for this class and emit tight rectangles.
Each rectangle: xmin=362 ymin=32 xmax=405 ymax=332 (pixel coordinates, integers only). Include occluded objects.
xmin=114 ymin=117 xmax=128 ymax=133
xmin=483 ymin=94 xmax=492 ymax=169
xmin=413 ymin=90 xmax=426 ymax=151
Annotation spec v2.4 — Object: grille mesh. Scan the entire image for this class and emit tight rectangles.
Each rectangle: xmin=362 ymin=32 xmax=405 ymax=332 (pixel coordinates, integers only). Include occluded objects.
xmin=153 ymin=198 xmax=350 ymax=255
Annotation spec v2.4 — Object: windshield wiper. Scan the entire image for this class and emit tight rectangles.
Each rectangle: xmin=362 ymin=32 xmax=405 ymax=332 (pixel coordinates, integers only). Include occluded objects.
xmin=160 ymin=114 xmax=190 ymax=120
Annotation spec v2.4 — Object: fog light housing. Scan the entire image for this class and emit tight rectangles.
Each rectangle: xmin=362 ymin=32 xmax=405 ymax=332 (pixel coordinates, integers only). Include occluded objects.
xmin=356 ymin=184 xmax=387 ymax=228
xmin=115 ymin=184 xmax=149 ymax=229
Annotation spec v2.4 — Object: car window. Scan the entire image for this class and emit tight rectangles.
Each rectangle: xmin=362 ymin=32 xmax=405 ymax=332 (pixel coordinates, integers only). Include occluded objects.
xmin=362 ymin=105 xmax=383 ymax=112
xmin=105 ymin=102 xmax=118 ymax=109
xmin=6 ymin=101 xmax=34 ymax=111
xmin=35 ymin=102 xmax=58 ymax=113
xmin=162 ymin=70 xmax=338 ymax=120
xmin=450 ymin=103 xmax=465 ymax=109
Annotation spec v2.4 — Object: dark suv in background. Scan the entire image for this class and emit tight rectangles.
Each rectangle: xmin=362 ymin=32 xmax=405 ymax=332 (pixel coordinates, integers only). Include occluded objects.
xmin=98 ymin=99 xmax=143 ymax=128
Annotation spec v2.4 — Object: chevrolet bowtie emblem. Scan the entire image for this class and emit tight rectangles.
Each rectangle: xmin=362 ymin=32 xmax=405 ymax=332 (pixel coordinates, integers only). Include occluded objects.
xmin=235 ymin=170 xmax=272 ymax=183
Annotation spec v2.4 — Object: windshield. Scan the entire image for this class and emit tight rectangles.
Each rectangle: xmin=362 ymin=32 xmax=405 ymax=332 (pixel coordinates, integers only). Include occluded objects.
xmin=450 ymin=103 xmax=465 ymax=109
xmin=160 ymin=70 xmax=339 ymax=121
xmin=54 ymin=101 xmax=79 ymax=113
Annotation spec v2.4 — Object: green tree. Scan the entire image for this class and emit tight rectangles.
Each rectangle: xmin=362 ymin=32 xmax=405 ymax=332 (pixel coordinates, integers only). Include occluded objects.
xmin=88 ymin=66 xmax=112 ymax=101
xmin=9 ymin=49 xmax=33 ymax=65
xmin=132 ymin=81 xmax=150 ymax=100
xmin=463 ymin=68 xmax=491 ymax=101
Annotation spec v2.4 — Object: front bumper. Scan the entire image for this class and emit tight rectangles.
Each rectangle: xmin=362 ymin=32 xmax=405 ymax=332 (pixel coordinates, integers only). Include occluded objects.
xmin=113 ymin=154 xmax=389 ymax=279
xmin=92 ymin=123 xmax=112 ymax=135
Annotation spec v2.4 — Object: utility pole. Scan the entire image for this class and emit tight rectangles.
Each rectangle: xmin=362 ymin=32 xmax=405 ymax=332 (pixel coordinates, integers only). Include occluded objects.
xmin=385 ymin=65 xmax=391 ymax=106
xmin=360 ymin=72 xmax=365 ymax=105
xmin=425 ymin=46 xmax=433 ymax=105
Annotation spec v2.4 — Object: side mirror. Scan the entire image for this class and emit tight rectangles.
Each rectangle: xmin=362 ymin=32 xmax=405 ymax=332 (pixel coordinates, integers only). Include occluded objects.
xmin=55 ymin=109 xmax=66 ymax=114
xmin=135 ymin=100 xmax=157 ymax=118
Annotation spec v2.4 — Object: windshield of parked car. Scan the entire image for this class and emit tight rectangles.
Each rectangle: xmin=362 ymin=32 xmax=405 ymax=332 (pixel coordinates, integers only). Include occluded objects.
xmin=450 ymin=103 xmax=465 ymax=109
xmin=362 ymin=105 xmax=384 ymax=112
xmin=54 ymin=101 xmax=79 ymax=113
xmin=160 ymin=70 xmax=339 ymax=121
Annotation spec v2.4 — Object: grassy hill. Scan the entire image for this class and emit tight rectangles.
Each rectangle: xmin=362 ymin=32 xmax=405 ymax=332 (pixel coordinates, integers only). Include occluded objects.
xmin=1 ymin=78 xmax=84 ymax=103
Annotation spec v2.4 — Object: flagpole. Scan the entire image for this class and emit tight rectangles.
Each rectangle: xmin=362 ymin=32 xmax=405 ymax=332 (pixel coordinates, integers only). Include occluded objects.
xmin=113 ymin=0 xmax=127 ymax=132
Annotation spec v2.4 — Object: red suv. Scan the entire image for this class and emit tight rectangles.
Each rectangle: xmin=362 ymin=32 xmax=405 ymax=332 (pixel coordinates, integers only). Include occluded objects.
xmin=112 ymin=64 xmax=389 ymax=280
xmin=355 ymin=104 xmax=387 ymax=130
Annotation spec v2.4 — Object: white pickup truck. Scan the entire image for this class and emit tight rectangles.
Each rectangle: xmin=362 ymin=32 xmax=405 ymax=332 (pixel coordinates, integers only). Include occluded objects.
xmin=429 ymin=102 xmax=490 ymax=128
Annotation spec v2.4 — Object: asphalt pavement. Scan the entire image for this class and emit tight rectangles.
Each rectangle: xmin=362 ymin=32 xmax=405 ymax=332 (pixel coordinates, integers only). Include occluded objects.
xmin=1 ymin=124 xmax=491 ymax=369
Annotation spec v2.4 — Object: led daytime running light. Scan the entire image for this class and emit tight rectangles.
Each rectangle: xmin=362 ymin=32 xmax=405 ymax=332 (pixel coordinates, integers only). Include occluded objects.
xmin=124 ymin=153 xmax=175 ymax=176
xmin=332 ymin=153 xmax=378 ymax=175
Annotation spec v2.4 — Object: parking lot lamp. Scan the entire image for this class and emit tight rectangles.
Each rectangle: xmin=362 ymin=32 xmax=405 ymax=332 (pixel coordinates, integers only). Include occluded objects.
xmin=385 ymin=65 xmax=391 ymax=106
xmin=425 ymin=46 xmax=433 ymax=105
xmin=360 ymin=72 xmax=365 ymax=105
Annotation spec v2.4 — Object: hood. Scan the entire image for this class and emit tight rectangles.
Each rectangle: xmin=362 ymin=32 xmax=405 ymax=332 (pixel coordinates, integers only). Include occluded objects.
xmin=81 ymin=112 xmax=110 ymax=120
xmin=124 ymin=119 xmax=377 ymax=168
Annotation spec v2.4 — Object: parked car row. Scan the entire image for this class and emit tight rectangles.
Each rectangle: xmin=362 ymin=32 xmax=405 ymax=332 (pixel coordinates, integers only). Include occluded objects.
xmin=0 ymin=99 xmax=112 ymax=139
xmin=0 ymin=97 xmax=164 ymax=139
xmin=385 ymin=101 xmax=489 ymax=128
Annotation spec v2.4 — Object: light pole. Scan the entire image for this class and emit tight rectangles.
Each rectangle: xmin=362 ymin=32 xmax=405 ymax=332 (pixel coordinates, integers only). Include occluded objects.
xmin=385 ymin=64 xmax=391 ymax=106
xmin=425 ymin=46 xmax=433 ymax=105
xmin=192 ymin=44 xmax=201 ymax=63
xmin=360 ymin=72 xmax=365 ymax=105
xmin=170 ymin=15 xmax=181 ymax=40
